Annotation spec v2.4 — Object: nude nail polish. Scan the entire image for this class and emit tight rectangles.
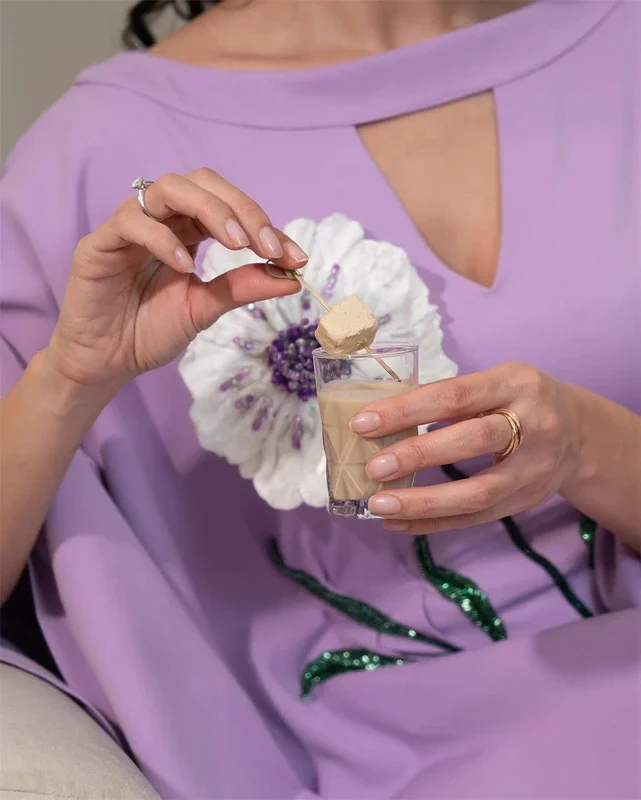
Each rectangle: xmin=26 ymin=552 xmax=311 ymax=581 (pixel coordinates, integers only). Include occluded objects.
xmin=350 ymin=412 xmax=381 ymax=434
xmin=258 ymin=227 xmax=283 ymax=258
xmin=368 ymin=495 xmax=401 ymax=516
xmin=225 ymin=219 xmax=249 ymax=247
xmin=366 ymin=454 xmax=399 ymax=480
xmin=174 ymin=246 xmax=196 ymax=272
xmin=284 ymin=241 xmax=308 ymax=264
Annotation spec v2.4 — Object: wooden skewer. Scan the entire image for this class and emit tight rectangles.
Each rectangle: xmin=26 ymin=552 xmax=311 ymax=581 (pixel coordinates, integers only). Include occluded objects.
xmin=267 ymin=264 xmax=401 ymax=382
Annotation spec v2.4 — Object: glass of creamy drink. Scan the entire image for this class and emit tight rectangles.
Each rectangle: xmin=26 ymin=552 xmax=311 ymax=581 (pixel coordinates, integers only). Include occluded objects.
xmin=313 ymin=343 xmax=419 ymax=519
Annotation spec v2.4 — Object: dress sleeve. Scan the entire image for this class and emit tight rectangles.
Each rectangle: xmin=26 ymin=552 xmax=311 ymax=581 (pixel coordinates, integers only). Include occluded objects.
xmin=1 ymin=80 xmax=193 ymax=391
xmin=0 ymin=95 xmax=93 ymax=392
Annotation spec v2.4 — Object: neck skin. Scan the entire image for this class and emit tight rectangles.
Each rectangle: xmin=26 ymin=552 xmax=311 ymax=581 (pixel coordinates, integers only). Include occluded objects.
xmin=155 ymin=0 xmax=532 ymax=69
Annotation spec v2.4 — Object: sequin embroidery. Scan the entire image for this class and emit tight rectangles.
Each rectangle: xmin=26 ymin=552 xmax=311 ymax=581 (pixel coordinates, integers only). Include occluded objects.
xmin=580 ymin=515 xmax=597 ymax=569
xmin=414 ymin=535 xmax=507 ymax=641
xmin=268 ymin=539 xmax=460 ymax=653
xmin=301 ymin=649 xmax=408 ymax=698
xmin=441 ymin=464 xmax=594 ymax=619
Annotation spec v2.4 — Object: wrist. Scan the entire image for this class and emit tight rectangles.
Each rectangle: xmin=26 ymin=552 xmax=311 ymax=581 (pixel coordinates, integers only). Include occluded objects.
xmin=30 ymin=347 xmax=120 ymax=420
xmin=559 ymin=382 xmax=601 ymax=492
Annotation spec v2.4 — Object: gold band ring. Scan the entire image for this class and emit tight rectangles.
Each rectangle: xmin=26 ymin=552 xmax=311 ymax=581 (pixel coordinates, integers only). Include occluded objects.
xmin=482 ymin=408 xmax=524 ymax=463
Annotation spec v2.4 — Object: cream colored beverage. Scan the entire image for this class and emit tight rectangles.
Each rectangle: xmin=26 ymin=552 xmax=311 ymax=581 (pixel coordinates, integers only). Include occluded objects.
xmin=318 ymin=379 xmax=418 ymax=516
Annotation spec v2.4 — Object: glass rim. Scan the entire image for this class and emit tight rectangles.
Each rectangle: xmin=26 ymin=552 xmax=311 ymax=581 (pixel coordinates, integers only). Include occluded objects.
xmin=312 ymin=342 xmax=418 ymax=361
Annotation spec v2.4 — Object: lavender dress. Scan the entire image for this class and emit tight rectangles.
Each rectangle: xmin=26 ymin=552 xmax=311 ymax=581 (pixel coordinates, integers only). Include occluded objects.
xmin=1 ymin=1 xmax=640 ymax=797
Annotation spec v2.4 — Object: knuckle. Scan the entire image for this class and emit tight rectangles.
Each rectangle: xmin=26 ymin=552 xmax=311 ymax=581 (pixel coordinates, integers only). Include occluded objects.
xmin=155 ymin=172 xmax=181 ymax=192
xmin=404 ymin=437 xmax=429 ymax=468
xmin=538 ymin=410 xmax=562 ymax=439
xmin=519 ymin=365 xmax=548 ymax=399
xmin=497 ymin=360 xmax=523 ymax=379
xmin=413 ymin=493 xmax=435 ymax=517
xmin=492 ymin=370 xmax=512 ymax=398
xmin=201 ymin=196 xmax=226 ymax=219
xmin=389 ymin=396 xmax=419 ymax=429
xmin=438 ymin=381 xmax=473 ymax=414
xmin=234 ymin=198 xmax=268 ymax=224
xmin=472 ymin=418 xmax=498 ymax=452
xmin=466 ymin=479 xmax=500 ymax=511
xmin=190 ymin=167 xmax=218 ymax=183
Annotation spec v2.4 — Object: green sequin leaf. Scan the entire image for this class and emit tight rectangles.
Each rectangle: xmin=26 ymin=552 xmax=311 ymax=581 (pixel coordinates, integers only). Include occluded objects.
xmin=414 ymin=536 xmax=507 ymax=641
xmin=301 ymin=649 xmax=407 ymax=698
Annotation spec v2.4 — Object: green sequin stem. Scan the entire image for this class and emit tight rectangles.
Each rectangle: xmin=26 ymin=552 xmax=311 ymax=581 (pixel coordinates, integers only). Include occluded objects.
xmin=440 ymin=465 xmax=594 ymax=619
xmin=413 ymin=536 xmax=507 ymax=642
xmin=268 ymin=539 xmax=461 ymax=654
xmin=579 ymin=515 xmax=597 ymax=569
xmin=502 ymin=515 xmax=593 ymax=617
xmin=301 ymin=649 xmax=407 ymax=698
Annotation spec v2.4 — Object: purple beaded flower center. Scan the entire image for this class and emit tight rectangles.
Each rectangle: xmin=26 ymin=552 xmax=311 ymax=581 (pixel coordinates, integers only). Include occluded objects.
xmin=266 ymin=319 xmax=319 ymax=402
xmin=266 ymin=318 xmax=352 ymax=402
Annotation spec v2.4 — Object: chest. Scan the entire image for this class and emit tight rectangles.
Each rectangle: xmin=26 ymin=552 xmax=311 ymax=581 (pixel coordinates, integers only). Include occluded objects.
xmin=358 ymin=93 xmax=502 ymax=288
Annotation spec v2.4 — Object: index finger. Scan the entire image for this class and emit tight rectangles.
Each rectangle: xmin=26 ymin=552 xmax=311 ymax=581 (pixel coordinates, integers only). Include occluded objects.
xmin=350 ymin=370 xmax=513 ymax=436
xmin=186 ymin=168 xmax=308 ymax=267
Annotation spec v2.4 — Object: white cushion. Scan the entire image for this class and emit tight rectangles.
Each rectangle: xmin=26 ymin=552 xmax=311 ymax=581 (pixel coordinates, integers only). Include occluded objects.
xmin=0 ymin=663 xmax=160 ymax=799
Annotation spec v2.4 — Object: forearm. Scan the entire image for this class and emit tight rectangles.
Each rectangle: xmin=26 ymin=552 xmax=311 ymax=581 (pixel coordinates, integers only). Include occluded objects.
xmin=0 ymin=349 xmax=116 ymax=604
xmin=560 ymin=382 xmax=641 ymax=552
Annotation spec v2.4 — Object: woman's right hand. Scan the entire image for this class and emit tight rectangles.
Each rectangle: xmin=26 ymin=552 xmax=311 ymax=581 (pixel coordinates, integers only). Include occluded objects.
xmin=45 ymin=168 xmax=307 ymax=389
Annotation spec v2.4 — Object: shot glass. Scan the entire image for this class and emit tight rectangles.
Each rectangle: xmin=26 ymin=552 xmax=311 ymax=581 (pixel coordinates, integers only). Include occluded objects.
xmin=313 ymin=343 xmax=419 ymax=519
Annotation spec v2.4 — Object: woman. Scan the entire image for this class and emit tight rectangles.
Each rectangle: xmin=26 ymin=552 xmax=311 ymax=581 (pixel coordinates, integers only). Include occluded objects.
xmin=1 ymin=0 xmax=640 ymax=797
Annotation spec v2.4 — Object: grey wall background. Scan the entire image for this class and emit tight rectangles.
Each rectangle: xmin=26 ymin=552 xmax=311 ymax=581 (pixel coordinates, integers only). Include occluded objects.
xmin=0 ymin=0 xmax=130 ymax=161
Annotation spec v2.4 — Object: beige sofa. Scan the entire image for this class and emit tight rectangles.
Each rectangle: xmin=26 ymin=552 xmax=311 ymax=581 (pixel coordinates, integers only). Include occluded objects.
xmin=0 ymin=663 xmax=161 ymax=800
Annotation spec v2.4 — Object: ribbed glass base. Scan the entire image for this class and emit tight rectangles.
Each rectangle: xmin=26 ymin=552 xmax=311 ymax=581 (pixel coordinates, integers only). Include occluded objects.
xmin=327 ymin=497 xmax=379 ymax=520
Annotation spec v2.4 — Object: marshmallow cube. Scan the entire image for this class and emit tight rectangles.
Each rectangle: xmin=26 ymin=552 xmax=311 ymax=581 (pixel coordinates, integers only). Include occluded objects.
xmin=315 ymin=295 xmax=379 ymax=356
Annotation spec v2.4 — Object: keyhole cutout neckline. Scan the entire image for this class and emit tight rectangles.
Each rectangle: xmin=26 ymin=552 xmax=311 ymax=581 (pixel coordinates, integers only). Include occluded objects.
xmin=79 ymin=2 xmax=619 ymax=292
xmin=355 ymin=93 xmax=503 ymax=291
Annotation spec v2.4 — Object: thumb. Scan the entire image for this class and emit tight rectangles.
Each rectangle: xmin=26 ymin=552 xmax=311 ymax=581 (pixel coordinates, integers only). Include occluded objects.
xmin=187 ymin=263 xmax=300 ymax=333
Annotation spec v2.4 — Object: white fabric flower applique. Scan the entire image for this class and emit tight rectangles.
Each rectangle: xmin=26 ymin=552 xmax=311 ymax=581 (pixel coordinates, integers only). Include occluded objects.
xmin=179 ymin=213 xmax=458 ymax=510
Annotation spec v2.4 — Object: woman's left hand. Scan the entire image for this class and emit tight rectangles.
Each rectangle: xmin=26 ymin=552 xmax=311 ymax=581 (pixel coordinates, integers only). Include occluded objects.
xmin=351 ymin=362 xmax=581 ymax=533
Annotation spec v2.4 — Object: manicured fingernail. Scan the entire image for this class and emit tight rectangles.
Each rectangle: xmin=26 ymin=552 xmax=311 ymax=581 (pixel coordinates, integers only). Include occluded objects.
xmin=384 ymin=521 xmax=410 ymax=532
xmin=369 ymin=495 xmax=401 ymax=516
xmin=350 ymin=412 xmax=381 ymax=434
xmin=284 ymin=241 xmax=308 ymax=264
xmin=258 ymin=227 xmax=283 ymax=258
xmin=366 ymin=453 xmax=399 ymax=480
xmin=174 ymin=246 xmax=196 ymax=272
xmin=225 ymin=219 xmax=250 ymax=248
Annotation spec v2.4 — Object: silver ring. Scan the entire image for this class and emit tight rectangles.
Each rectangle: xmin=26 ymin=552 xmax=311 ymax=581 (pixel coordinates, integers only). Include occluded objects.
xmin=131 ymin=177 xmax=161 ymax=221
